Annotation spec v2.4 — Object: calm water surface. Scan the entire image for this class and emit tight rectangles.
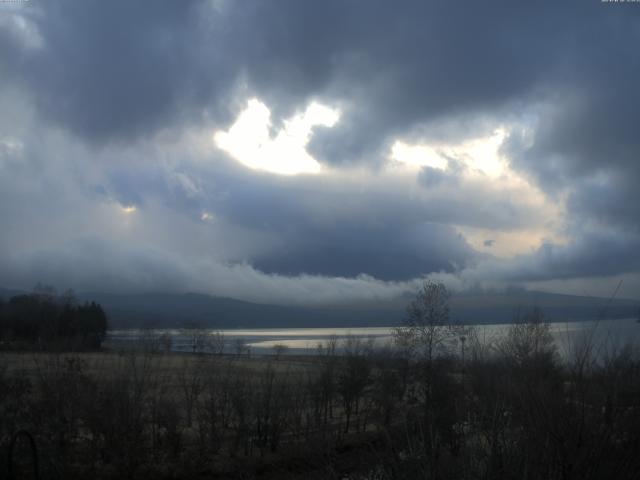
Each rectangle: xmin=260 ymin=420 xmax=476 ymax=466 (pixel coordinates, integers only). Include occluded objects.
xmin=106 ymin=318 xmax=640 ymax=357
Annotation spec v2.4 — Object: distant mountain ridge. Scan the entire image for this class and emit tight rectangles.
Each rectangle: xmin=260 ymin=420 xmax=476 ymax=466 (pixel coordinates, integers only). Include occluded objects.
xmin=1 ymin=287 xmax=637 ymax=329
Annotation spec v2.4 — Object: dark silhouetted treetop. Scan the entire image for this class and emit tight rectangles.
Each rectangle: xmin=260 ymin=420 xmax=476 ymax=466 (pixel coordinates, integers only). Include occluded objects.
xmin=0 ymin=286 xmax=108 ymax=350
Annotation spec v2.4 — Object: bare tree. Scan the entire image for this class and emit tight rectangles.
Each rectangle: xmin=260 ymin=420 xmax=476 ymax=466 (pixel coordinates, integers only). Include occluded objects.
xmin=498 ymin=306 xmax=557 ymax=368
xmin=338 ymin=336 xmax=372 ymax=433
xmin=159 ymin=332 xmax=173 ymax=354
xmin=210 ymin=331 xmax=225 ymax=355
xmin=316 ymin=335 xmax=338 ymax=426
xmin=393 ymin=280 xmax=462 ymax=474
xmin=394 ymin=280 xmax=460 ymax=364
xmin=191 ymin=330 xmax=210 ymax=354
xmin=233 ymin=337 xmax=248 ymax=357
xmin=272 ymin=343 xmax=288 ymax=360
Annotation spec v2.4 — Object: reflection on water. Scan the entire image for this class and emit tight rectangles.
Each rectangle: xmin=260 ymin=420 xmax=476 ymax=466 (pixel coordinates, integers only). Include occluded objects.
xmin=105 ymin=318 xmax=640 ymax=357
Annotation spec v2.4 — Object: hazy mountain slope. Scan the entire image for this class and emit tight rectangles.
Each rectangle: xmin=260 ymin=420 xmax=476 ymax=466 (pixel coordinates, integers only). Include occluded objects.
xmin=81 ymin=290 xmax=638 ymax=328
xmin=2 ymin=287 xmax=637 ymax=329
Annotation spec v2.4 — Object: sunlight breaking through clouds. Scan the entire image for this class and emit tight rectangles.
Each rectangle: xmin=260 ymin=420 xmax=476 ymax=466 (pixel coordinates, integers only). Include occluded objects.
xmin=388 ymin=126 xmax=566 ymax=259
xmin=214 ymin=98 xmax=340 ymax=175
xmin=120 ymin=205 xmax=137 ymax=214
xmin=390 ymin=128 xmax=507 ymax=178
xmin=455 ymin=224 xmax=569 ymax=259
xmin=390 ymin=142 xmax=448 ymax=170
xmin=3 ymin=0 xmax=640 ymax=303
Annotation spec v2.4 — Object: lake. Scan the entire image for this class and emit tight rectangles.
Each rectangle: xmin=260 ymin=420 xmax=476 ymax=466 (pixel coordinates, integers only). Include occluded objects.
xmin=105 ymin=317 xmax=640 ymax=358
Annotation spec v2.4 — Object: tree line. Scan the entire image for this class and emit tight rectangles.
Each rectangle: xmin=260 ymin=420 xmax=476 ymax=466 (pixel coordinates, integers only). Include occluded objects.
xmin=0 ymin=285 xmax=108 ymax=350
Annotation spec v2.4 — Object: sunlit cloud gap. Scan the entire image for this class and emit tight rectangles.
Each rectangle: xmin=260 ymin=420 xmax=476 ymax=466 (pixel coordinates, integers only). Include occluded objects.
xmin=214 ymin=98 xmax=340 ymax=175
xmin=120 ymin=205 xmax=137 ymax=214
xmin=387 ymin=127 xmax=567 ymax=259
xmin=390 ymin=128 xmax=507 ymax=177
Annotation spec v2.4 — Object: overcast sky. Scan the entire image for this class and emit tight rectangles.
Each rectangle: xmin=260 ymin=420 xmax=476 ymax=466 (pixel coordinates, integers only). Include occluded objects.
xmin=1 ymin=0 xmax=639 ymax=304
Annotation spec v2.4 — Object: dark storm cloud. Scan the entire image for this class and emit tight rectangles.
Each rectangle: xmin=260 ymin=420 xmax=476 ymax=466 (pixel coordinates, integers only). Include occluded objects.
xmin=174 ymin=159 xmax=553 ymax=280
xmin=252 ymin=222 xmax=475 ymax=281
xmin=567 ymin=174 xmax=640 ymax=233
xmin=255 ymin=0 xmax=582 ymax=164
xmin=202 ymin=161 xmax=548 ymax=231
xmin=475 ymin=229 xmax=640 ymax=283
xmin=94 ymin=158 xmax=520 ymax=280
xmin=0 ymin=1 xmax=616 ymax=151
xmin=227 ymin=0 xmax=640 ymax=245
xmin=2 ymin=0 xmax=640 ymax=300
xmin=498 ymin=9 xmax=640 ymax=238
xmin=5 ymin=0 xmax=237 ymax=143
xmin=5 ymin=0 xmax=638 ymax=176
xmin=82 ymin=142 xmax=557 ymax=282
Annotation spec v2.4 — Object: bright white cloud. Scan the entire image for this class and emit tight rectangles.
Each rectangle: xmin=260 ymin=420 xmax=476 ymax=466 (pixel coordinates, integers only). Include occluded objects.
xmin=214 ymin=98 xmax=340 ymax=175
xmin=459 ymin=128 xmax=507 ymax=177
xmin=390 ymin=128 xmax=507 ymax=177
xmin=390 ymin=142 xmax=448 ymax=170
